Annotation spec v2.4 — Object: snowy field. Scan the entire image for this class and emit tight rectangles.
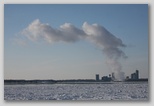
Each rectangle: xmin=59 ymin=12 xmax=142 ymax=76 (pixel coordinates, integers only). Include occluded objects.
xmin=4 ymin=82 xmax=148 ymax=100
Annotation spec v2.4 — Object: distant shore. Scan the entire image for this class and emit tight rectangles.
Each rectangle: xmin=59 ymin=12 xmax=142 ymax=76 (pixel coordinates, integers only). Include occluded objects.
xmin=4 ymin=79 xmax=148 ymax=85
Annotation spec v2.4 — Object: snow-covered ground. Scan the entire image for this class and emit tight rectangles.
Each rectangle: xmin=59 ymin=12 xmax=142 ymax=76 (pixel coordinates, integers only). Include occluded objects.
xmin=4 ymin=82 xmax=148 ymax=100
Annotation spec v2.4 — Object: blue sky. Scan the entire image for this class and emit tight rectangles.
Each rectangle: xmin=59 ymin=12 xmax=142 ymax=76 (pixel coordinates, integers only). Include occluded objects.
xmin=4 ymin=4 xmax=148 ymax=80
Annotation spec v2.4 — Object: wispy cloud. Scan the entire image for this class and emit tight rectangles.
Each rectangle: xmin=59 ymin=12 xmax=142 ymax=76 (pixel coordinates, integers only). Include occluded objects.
xmin=12 ymin=38 xmax=27 ymax=46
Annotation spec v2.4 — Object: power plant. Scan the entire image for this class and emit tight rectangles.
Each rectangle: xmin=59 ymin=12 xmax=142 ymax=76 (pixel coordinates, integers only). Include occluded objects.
xmin=95 ymin=70 xmax=148 ymax=82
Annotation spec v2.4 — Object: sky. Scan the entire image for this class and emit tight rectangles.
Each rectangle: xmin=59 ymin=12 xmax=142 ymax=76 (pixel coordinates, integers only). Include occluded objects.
xmin=4 ymin=4 xmax=148 ymax=80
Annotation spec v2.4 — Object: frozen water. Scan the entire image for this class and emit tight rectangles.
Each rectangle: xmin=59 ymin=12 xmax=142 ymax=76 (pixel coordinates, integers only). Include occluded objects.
xmin=4 ymin=82 xmax=148 ymax=100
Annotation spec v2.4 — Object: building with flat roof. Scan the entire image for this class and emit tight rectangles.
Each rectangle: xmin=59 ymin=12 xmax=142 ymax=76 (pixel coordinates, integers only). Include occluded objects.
xmin=96 ymin=74 xmax=99 ymax=81
xmin=131 ymin=70 xmax=139 ymax=80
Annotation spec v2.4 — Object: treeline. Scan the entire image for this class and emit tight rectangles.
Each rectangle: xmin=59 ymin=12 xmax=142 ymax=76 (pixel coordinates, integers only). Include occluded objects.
xmin=4 ymin=79 xmax=56 ymax=85
xmin=4 ymin=79 xmax=97 ymax=85
xmin=4 ymin=78 xmax=148 ymax=85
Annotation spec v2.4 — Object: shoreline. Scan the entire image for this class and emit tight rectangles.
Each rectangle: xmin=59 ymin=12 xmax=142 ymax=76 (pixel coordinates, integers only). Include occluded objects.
xmin=4 ymin=80 xmax=148 ymax=85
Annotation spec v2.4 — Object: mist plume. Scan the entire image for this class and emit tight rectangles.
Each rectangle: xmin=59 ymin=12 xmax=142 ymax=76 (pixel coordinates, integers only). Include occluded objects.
xmin=17 ymin=19 xmax=127 ymax=80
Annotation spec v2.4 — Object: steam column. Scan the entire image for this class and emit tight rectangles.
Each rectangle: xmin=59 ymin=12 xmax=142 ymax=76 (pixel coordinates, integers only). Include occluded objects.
xmin=111 ymin=72 xmax=115 ymax=81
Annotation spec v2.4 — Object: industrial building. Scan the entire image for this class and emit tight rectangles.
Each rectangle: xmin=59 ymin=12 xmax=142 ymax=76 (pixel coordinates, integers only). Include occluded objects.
xmin=95 ymin=70 xmax=147 ymax=82
xmin=101 ymin=76 xmax=111 ymax=81
xmin=95 ymin=74 xmax=112 ymax=82
xmin=131 ymin=70 xmax=139 ymax=80
xmin=96 ymin=74 xmax=99 ymax=81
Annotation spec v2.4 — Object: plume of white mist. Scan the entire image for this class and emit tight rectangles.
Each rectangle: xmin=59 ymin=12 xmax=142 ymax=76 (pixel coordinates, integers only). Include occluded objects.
xmin=21 ymin=19 xmax=86 ymax=43
xmin=17 ymin=19 xmax=127 ymax=81
xmin=82 ymin=22 xmax=127 ymax=81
